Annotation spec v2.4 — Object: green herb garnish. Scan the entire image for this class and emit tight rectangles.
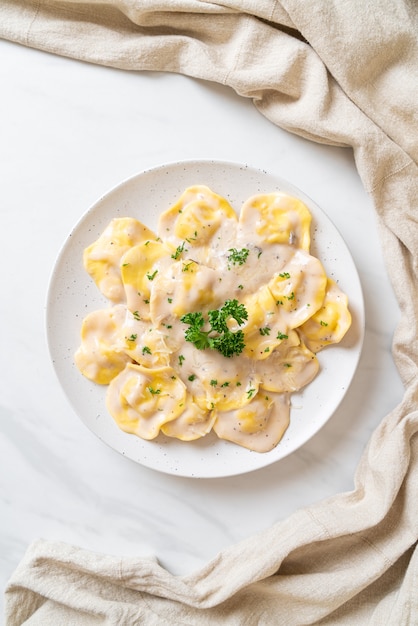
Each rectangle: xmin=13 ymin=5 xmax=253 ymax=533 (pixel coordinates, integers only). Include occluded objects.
xmin=181 ymin=299 xmax=248 ymax=358
xmin=146 ymin=270 xmax=158 ymax=281
xmin=259 ymin=327 xmax=271 ymax=336
xmin=227 ymin=248 xmax=250 ymax=266
xmin=171 ymin=242 xmax=187 ymax=260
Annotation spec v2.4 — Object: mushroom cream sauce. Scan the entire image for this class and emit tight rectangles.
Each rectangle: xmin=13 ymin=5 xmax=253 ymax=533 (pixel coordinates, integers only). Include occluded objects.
xmin=75 ymin=186 xmax=351 ymax=452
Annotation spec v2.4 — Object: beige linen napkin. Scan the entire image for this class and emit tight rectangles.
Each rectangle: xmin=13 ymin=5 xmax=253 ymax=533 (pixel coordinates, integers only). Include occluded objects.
xmin=2 ymin=1 xmax=418 ymax=624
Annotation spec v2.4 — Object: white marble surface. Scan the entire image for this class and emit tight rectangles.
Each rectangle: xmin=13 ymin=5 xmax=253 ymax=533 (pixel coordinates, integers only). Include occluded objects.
xmin=0 ymin=39 xmax=405 ymax=609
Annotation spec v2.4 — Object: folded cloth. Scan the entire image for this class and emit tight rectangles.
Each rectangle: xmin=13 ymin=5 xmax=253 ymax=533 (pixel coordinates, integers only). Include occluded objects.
xmin=2 ymin=1 xmax=418 ymax=624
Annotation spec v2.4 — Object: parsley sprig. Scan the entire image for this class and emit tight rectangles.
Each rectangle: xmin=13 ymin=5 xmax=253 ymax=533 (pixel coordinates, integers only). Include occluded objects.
xmin=181 ymin=299 xmax=248 ymax=358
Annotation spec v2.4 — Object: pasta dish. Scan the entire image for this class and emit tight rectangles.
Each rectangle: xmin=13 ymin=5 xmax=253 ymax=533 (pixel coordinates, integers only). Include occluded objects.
xmin=75 ymin=186 xmax=351 ymax=452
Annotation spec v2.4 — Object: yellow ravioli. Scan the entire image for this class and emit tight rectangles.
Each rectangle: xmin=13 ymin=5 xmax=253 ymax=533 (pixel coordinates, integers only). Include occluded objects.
xmin=161 ymin=402 xmax=215 ymax=441
xmin=238 ymin=192 xmax=312 ymax=250
xmin=158 ymin=185 xmax=237 ymax=258
xmin=120 ymin=239 xmax=173 ymax=319
xmin=84 ymin=218 xmax=155 ymax=302
xmin=268 ymin=249 xmax=327 ymax=329
xmin=257 ymin=337 xmax=319 ymax=393
xmin=120 ymin=316 xmax=171 ymax=368
xmin=171 ymin=340 xmax=259 ymax=412
xmin=74 ymin=306 xmax=131 ymax=385
xmin=239 ymin=285 xmax=289 ymax=360
xmin=200 ymin=376 xmax=260 ymax=412
xmin=298 ymin=278 xmax=352 ymax=353
xmin=213 ymin=392 xmax=290 ymax=452
xmin=150 ymin=259 xmax=221 ymax=321
xmin=106 ymin=363 xmax=187 ymax=439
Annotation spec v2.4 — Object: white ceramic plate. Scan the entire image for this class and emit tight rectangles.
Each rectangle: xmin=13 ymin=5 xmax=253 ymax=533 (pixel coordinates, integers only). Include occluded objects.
xmin=47 ymin=160 xmax=364 ymax=478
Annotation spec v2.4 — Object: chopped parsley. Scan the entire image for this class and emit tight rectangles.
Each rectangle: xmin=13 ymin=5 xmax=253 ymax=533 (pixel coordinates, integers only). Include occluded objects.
xmin=142 ymin=346 xmax=152 ymax=355
xmin=171 ymin=242 xmax=187 ymax=260
xmin=277 ymin=332 xmax=288 ymax=340
xmin=259 ymin=327 xmax=271 ymax=336
xmin=148 ymin=387 xmax=161 ymax=395
xmin=146 ymin=270 xmax=158 ymax=281
xmin=227 ymin=248 xmax=250 ymax=266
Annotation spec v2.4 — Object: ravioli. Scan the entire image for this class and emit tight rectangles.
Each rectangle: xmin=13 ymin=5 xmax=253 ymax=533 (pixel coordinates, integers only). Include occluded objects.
xmin=84 ymin=218 xmax=155 ymax=302
xmin=74 ymin=305 xmax=131 ymax=384
xmin=238 ymin=192 xmax=311 ymax=250
xmin=75 ymin=186 xmax=352 ymax=453
xmin=106 ymin=363 xmax=187 ymax=439
xmin=120 ymin=239 xmax=173 ymax=319
xmin=298 ymin=279 xmax=352 ymax=353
